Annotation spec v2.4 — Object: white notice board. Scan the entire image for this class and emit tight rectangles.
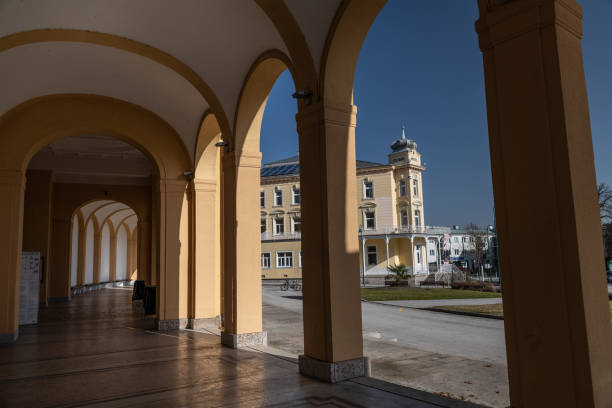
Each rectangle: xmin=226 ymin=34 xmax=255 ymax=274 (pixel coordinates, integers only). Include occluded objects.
xmin=19 ymin=252 xmax=40 ymax=325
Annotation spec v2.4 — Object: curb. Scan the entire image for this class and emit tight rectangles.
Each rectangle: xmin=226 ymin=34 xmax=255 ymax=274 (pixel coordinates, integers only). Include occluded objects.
xmin=361 ymin=299 xmax=504 ymax=321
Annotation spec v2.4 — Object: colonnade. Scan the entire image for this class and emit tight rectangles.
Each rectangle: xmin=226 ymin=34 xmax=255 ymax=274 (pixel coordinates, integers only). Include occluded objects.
xmin=0 ymin=1 xmax=609 ymax=406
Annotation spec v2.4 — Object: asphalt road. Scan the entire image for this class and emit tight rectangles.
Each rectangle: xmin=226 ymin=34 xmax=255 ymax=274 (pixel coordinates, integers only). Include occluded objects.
xmin=262 ymin=285 xmax=507 ymax=365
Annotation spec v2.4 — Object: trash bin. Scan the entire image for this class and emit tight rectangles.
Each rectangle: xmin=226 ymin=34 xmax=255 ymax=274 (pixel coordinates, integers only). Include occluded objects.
xmin=143 ymin=286 xmax=156 ymax=315
xmin=132 ymin=280 xmax=145 ymax=300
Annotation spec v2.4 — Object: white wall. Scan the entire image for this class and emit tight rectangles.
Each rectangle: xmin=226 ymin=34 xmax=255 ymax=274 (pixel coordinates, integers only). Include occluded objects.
xmin=70 ymin=215 xmax=79 ymax=287
xmin=85 ymin=220 xmax=94 ymax=284
xmin=116 ymin=226 xmax=128 ymax=280
xmin=100 ymin=224 xmax=110 ymax=283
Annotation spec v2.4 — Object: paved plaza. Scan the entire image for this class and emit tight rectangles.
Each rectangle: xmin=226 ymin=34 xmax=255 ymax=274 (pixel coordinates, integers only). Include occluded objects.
xmin=261 ymin=284 xmax=509 ymax=408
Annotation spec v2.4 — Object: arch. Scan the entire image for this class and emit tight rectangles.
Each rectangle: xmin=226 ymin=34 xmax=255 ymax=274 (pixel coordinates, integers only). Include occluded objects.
xmin=233 ymin=50 xmax=297 ymax=156
xmin=194 ymin=111 xmax=222 ymax=180
xmin=0 ymin=94 xmax=191 ymax=178
xmin=0 ymin=29 xmax=231 ymax=138
xmin=253 ymin=1 xmax=317 ymax=94
xmin=321 ymin=0 xmax=387 ymax=105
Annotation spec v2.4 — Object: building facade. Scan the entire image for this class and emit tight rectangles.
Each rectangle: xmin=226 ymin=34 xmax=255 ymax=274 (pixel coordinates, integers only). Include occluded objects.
xmin=260 ymin=130 xmax=449 ymax=284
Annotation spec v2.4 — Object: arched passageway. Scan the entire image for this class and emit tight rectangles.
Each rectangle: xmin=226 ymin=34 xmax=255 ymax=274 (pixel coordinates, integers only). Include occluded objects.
xmin=68 ymin=200 xmax=139 ymax=292
xmin=0 ymin=2 xmax=609 ymax=407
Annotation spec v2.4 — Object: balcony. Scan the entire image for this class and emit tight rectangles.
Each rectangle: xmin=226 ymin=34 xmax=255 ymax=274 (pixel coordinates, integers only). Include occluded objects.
xmin=360 ymin=225 xmax=449 ymax=236
xmin=261 ymin=231 xmax=302 ymax=241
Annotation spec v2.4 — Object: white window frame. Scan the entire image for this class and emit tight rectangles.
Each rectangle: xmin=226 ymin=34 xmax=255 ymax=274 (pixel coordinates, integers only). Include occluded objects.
xmin=276 ymin=251 xmax=293 ymax=268
xmin=364 ymin=211 xmax=376 ymax=230
xmin=292 ymin=187 xmax=300 ymax=205
xmin=274 ymin=189 xmax=282 ymax=206
xmin=261 ymin=217 xmax=267 ymax=233
xmin=261 ymin=252 xmax=271 ymax=269
xmin=453 ymin=237 xmax=459 ymax=243
xmin=291 ymin=216 xmax=301 ymax=233
xmin=414 ymin=210 xmax=421 ymax=227
xmin=400 ymin=209 xmax=408 ymax=227
xmin=399 ymin=180 xmax=406 ymax=197
xmin=363 ymin=180 xmax=374 ymax=199
xmin=429 ymin=249 xmax=435 ymax=257
xmin=260 ymin=191 xmax=265 ymax=208
xmin=366 ymin=245 xmax=378 ymax=266
xmin=298 ymin=251 xmax=302 ymax=268
xmin=454 ymin=249 xmax=460 ymax=256
xmin=274 ymin=217 xmax=284 ymax=235
xmin=413 ymin=179 xmax=419 ymax=197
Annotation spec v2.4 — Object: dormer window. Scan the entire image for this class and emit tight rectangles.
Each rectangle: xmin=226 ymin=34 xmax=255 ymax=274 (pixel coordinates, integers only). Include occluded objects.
xmin=364 ymin=180 xmax=374 ymax=199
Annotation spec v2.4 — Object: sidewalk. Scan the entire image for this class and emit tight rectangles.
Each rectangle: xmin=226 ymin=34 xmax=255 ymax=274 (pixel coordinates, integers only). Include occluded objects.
xmin=371 ymin=298 xmax=502 ymax=309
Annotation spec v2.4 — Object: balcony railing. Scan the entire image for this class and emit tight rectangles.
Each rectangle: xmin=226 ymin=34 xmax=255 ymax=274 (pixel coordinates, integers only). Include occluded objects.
xmin=261 ymin=231 xmax=302 ymax=241
xmin=360 ymin=225 xmax=449 ymax=236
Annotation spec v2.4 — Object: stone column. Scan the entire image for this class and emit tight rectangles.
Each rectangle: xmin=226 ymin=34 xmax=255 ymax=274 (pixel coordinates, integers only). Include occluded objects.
xmin=385 ymin=236 xmax=390 ymax=268
xmin=0 ymin=170 xmax=25 ymax=343
xmin=476 ymin=1 xmax=612 ymax=406
xmin=156 ymin=179 xmax=189 ymax=330
xmin=138 ymin=219 xmax=151 ymax=284
xmin=296 ymin=101 xmax=366 ymax=382
xmin=189 ymin=178 xmax=221 ymax=329
xmin=409 ymin=236 xmax=414 ymax=275
xmin=77 ymin=222 xmax=86 ymax=286
xmin=109 ymin=231 xmax=117 ymax=281
xmin=92 ymin=226 xmax=101 ymax=284
xmin=125 ymin=234 xmax=132 ymax=281
xmin=22 ymin=170 xmax=53 ymax=307
xmin=221 ymin=151 xmax=266 ymax=347
xmin=49 ymin=217 xmax=71 ymax=301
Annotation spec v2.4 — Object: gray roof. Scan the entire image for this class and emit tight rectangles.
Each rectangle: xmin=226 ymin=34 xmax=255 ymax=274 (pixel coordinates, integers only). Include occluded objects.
xmin=261 ymin=156 xmax=384 ymax=178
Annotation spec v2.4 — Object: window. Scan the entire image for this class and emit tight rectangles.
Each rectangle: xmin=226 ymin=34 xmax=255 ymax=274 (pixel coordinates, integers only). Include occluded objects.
xmin=462 ymin=236 xmax=468 ymax=243
xmin=367 ymin=245 xmax=377 ymax=265
xmin=454 ymin=249 xmax=460 ymax=256
xmin=416 ymin=245 xmax=422 ymax=264
xmin=261 ymin=217 xmax=266 ymax=233
xmin=430 ymin=249 xmax=435 ymax=256
xmin=292 ymin=216 xmax=301 ymax=233
xmin=261 ymin=253 xmax=270 ymax=269
xmin=453 ymin=237 xmax=459 ymax=243
xmin=298 ymin=251 xmax=302 ymax=268
xmin=399 ymin=180 xmax=406 ymax=196
xmin=364 ymin=180 xmax=374 ymax=199
xmin=413 ymin=179 xmax=419 ymax=196
xmin=292 ymin=187 xmax=300 ymax=205
xmin=414 ymin=210 xmax=421 ymax=227
xmin=260 ymin=191 xmax=265 ymax=207
xmin=276 ymin=251 xmax=293 ymax=268
xmin=401 ymin=210 xmax=408 ymax=227
xmin=274 ymin=189 xmax=282 ymax=206
xmin=274 ymin=217 xmax=284 ymax=235
xmin=365 ymin=211 xmax=376 ymax=230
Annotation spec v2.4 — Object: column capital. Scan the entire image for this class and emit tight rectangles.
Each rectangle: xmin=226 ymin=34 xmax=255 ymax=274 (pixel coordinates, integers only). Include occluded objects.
xmin=295 ymin=100 xmax=357 ymax=132
xmin=476 ymin=0 xmax=583 ymax=50
xmin=191 ymin=178 xmax=217 ymax=193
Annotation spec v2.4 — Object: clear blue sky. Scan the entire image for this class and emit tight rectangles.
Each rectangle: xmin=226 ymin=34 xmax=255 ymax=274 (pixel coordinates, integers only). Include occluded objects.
xmin=261 ymin=0 xmax=612 ymax=227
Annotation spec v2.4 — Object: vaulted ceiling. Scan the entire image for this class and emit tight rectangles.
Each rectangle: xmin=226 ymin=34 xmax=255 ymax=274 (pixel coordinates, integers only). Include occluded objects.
xmin=0 ymin=0 xmax=344 ymax=160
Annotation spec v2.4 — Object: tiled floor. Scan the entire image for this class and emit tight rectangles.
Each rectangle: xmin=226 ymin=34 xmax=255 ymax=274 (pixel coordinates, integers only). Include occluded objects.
xmin=0 ymin=289 xmax=481 ymax=407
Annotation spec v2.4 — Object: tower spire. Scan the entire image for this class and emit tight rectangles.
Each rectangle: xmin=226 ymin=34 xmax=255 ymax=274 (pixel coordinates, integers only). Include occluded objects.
xmin=401 ymin=125 xmax=406 ymax=140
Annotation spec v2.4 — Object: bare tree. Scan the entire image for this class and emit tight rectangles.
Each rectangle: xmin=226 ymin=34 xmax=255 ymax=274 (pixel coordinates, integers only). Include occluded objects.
xmin=464 ymin=223 xmax=489 ymax=272
xmin=599 ymin=183 xmax=612 ymax=223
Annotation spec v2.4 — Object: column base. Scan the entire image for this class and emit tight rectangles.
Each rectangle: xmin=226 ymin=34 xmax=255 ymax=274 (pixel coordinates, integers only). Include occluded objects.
xmin=298 ymin=355 xmax=370 ymax=383
xmin=188 ymin=317 xmax=220 ymax=330
xmin=221 ymin=331 xmax=267 ymax=348
xmin=157 ymin=318 xmax=188 ymax=331
xmin=0 ymin=331 xmax=18 ymax=343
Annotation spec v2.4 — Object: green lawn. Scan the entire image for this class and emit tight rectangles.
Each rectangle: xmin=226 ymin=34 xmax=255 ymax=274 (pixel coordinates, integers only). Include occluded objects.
xmin=432 ymin=301 xmax=612 ymax=320
xmin=360 ymin=287 xmax=502 ymax=302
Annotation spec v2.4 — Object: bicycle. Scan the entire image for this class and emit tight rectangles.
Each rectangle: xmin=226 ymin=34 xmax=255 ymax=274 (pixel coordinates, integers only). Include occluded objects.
xmin=280 ymin=279 xmax=301 ymax=291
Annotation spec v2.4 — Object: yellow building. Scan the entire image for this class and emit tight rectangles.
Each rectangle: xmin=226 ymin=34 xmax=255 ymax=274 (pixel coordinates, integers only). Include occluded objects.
xmin=261 ymin=129 xmax=446 ymax=284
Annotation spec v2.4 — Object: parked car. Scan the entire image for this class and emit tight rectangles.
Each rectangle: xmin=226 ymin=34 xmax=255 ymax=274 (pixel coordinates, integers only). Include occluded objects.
xmin=606 ymin=270 xmax=612 ymax=285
